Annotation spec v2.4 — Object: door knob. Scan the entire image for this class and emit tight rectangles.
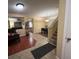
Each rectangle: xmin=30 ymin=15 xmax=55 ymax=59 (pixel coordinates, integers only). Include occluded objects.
xmin=67 ymin=38 xmax=71 ymax=42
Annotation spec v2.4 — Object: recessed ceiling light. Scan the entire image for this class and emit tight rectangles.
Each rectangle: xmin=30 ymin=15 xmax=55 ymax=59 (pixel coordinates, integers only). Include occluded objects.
xmin=16 ymin=3 xmax=24 ymax=9
xmin=45 ymin=20 xmax=49 ymax=22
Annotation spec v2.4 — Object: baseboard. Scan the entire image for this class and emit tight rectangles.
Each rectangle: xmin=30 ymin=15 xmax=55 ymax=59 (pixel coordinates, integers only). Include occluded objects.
xmin=56 ymin=56 xmax=60 ymax=59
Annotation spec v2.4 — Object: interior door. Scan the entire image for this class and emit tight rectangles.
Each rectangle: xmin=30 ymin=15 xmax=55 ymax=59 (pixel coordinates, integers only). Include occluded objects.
xmin=63 ymin=0 xmax=71 ymax=59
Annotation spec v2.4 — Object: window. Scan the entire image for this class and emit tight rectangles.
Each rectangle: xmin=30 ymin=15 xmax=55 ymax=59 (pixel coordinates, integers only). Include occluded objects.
xmin=29 ymin=21 xmax=32 ymax=28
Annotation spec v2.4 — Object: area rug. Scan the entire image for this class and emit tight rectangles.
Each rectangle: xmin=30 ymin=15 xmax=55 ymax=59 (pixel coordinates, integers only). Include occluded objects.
xmin=8 ymin=36 xmax=36 ymax=56
xmin=31 ymin=43 xmax=56 ymax=59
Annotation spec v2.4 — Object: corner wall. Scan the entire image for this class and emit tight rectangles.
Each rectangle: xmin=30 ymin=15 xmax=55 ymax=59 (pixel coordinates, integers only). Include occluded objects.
xmin=56 ymin=0 xmax=66 ymax=59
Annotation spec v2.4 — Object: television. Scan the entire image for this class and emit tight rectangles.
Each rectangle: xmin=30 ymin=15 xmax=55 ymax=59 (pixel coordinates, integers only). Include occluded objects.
xmin=14 ymin=22 xmax=22 ymax=29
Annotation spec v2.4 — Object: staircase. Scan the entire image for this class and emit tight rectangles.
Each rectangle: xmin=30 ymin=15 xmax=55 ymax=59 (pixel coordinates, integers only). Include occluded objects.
xmin=48 ymin=17 xmax=58 ymax=46
xmin=50 ymin=30 xmax=57 ymax=46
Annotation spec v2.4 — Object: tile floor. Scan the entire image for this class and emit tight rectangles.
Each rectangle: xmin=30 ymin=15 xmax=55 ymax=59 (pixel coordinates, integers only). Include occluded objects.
xmin=9 ymin=33 xmax=57 ymax=59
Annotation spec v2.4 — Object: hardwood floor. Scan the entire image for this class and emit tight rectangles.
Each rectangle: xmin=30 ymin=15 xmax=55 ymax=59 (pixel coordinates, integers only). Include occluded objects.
xmin=8 ymin=36 xmax=36 ymax=56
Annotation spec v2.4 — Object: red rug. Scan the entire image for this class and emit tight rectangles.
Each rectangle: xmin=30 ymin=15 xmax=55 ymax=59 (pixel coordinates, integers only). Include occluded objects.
xmin=8 ymin=36 xmax=36 ymax=56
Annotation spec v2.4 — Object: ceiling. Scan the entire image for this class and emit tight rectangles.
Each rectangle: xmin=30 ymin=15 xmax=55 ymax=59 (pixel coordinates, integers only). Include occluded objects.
xmin=8 ymin=0 xmax=59 ymax=17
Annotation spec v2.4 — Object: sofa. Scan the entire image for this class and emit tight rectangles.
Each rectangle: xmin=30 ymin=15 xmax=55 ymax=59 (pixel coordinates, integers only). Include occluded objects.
xmin=16 ymin=29 xmax=26 ymax=37
xmin=8 ymin=28 xmax=20 ymax=45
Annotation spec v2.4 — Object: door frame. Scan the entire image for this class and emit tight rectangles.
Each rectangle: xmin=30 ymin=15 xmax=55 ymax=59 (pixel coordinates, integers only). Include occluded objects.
xmin=56 ymin=0 xmax=71 ymax=59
